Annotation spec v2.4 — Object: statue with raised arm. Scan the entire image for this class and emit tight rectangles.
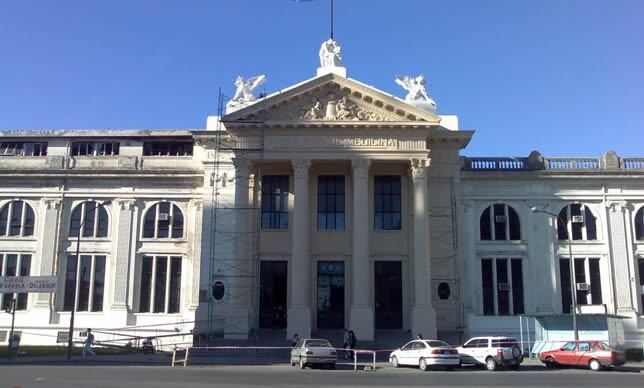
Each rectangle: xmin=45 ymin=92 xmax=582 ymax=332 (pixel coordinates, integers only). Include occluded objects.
xmin=226 ymin=74 xmax=267 ymax=111
xmin=319 ymin=39 xmax=343 ymax=68
xmin=395 ymin=74 xmax=432 ymax=102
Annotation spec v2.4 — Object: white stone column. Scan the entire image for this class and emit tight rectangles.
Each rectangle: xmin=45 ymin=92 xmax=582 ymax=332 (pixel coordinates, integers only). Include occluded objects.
xmin=35 ymin=198 xmax=62 ymax=307
xmin=225 ymin=157 xmax=252 ymax=339
xmin=528 ymin=202 xmax=555 ymax=313
xmin=112 ymin=199 xmax=135 ymax=311
xmin=287 ymin=159 xmax=312 ymax=338
xmin=410 ymin=159 xmax=437 ymax=339
xmin=606 ymin=201 xmax=636 ymax=313
xmin=349 ymin=159 xmax=374 ymax=341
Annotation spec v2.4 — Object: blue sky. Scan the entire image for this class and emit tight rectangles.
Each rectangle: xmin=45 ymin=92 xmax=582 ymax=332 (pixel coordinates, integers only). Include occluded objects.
xmin=1 ymin=0 xmax=642 ymax=156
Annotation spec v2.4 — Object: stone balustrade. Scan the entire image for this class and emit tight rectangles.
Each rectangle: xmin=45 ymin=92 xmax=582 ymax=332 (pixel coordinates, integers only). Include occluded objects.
xmin=0 ymin=155 xmax=199 ymax=171
xmin=463 ymin=151 xmax=644 ymax=171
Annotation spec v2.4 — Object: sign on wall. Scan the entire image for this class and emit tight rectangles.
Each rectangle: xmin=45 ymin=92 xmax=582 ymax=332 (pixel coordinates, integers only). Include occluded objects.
xmin=0 ymin=276 xmax=58 ymax=293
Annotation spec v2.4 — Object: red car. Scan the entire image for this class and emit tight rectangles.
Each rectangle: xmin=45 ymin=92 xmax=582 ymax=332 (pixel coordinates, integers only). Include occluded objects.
xmin=539 ymin=341 xmax=626 ymax=371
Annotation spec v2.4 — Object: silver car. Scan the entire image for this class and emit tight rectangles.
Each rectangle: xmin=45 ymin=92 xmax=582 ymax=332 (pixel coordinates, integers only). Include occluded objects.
xmin=290 ymin=338 xmax=337 ymax=369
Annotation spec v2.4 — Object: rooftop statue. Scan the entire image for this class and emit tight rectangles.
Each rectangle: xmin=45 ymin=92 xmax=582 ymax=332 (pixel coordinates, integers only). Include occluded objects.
xmin=319 ymin=39 xmax=343 ymax=68
xmin=226 ymin=74 xmax=267 ymax=111
xmin=395 ymin=75 xmax=432 ymax=102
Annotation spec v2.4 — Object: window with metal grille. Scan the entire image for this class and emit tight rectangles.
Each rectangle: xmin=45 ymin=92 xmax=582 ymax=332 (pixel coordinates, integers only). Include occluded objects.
xmin=481 ymin=258 xmax=524 ymax=315
xmin=63 ymin=254 xmax=106 ymax=312
xmin=142 ymin=202 xmax=184 ymax=239
xmin=71 ymin=142 xmax=120 ymax=156
xmin=638 ymin=258 xmax=644 ymax=315
xmin=374 ymin=176 xmax=401 ymax=230
xmin=69 ymin=201 xmax=109 ymax=238
xmin=480 ymin=204 xmax=521 ymax=240
xmin=0 ymin=142 xmax=48 ymax=156
xmin=0 ymin=253 xmax=32 ymax=310
xmin=139 ymin=255 xmax=182 ymax=313
xmin=557 ymin=204 xmax=597 ymax=241
xmin=56 ymin=331 xmax=69 ymax=343
xmin=143 ymin=141 xmax=193 ymax=156
xmin=0 ymin=200 xmax=35 ymax=237
xmin=261 ymin=175 xmax=289 ymax=230
xmin=0 ymin=330 xmax=6 ymax=342
xmin=317 ymin=175 xmax=345 ymax=230
xmin=559 ymin=257 xmax=603 ymax=313
xmin=635 ymin=207 xmax=644 ymax=240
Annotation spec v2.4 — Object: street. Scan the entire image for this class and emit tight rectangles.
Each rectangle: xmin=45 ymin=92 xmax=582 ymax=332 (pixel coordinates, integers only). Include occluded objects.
xmin=1 ymin=364 xmax=643 ymax=388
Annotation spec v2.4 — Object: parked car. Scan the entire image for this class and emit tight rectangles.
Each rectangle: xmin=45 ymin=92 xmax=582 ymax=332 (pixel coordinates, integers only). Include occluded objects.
xmin=456 ymin=336 xmax=523 ymax=371
xmin=539 ymin=341 xmax=626 ymax=371
xmin=389 ymin=340 xmax=460 ymax=371
xmin=290 ymin=338 xmax=337 ymax=369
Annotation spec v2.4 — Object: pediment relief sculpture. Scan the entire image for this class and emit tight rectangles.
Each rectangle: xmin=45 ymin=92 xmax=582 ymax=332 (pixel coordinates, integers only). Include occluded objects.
xmin=293 ymin=94 xmax=392 ymax=122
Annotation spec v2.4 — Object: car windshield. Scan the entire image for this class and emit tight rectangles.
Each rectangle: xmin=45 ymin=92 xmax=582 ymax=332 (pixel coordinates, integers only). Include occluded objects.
xmin=491 ymin=338 xmax=518 ymax=347
xmin=306 ymin=340 xmax=332 ymax=348
xmin=596 ymin=342 xmax=611 ymax=351
xmin=426 ymin=340 xmax=451 ymax=348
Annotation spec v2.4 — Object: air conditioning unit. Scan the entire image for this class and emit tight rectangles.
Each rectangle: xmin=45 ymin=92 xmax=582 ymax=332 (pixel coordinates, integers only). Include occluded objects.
xmin=497 ymin=283 xmax=510 ymax=291
xmin=158 ymin=213 xmax=169 ymax=221
xmin=576 ymin=282 xmax=590 ymax=291
xmin=571 ymin=215 xmax=584 ymax=223
xmin=495 ymin=215 xmax=506 ymax=223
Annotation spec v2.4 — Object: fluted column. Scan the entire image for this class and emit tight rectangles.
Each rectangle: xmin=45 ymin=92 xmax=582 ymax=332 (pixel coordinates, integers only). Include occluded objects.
xmin=226 ymin=157 xmax=252 ymax=339
xmin=607 ymin=201 xmax=636 ymax=313
xmin=112 ymin=199 xmax=136 ymax=310
xmin=287 ymin=159 xmax=312 ymax=338
xmin=410 ymin=158 xmax=437 ymax=339
xmin=349 ymin=159 xmax=374 ymax=341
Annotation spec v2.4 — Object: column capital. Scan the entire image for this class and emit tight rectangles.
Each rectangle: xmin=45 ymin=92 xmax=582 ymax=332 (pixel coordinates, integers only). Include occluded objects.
xmin=40 ymin=197 xmax=62 ymax=210
xmin=292 ymin=159 xmax=311 ymax=179
xmin=115 ymin=198 xmax=137 ymax=210
xmin=606 ymin=200 xmax=630 ymax=213
xmin=409 ymin=158 xmax=429 ymax=179
xmin=232 ymin=157 xmax=252 ymax=170
xmin=189 ymin=198 xmax=203 ymax=210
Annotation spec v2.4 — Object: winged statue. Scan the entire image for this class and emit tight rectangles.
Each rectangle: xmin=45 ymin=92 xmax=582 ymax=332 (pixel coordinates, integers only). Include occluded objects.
xmin=226 ymin=74 xmax=267 ymax=111
xmin=395 ymin=74 xmax=432 ymax=102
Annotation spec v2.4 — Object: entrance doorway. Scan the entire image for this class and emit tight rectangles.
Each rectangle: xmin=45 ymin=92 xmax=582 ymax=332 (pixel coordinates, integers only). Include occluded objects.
xmin=374 ymin=261 xmax=403 ymax=329
xmin=317 ymin=261 xmax=345 ymax=329
xmin=259 ymin=261 xmax=287 ymax=329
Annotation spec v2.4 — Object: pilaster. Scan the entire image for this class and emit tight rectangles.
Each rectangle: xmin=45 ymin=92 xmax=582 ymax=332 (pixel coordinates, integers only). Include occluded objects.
xmin=112 ymin=199 xmax=136 ymax=311
xmin=606 ymin=201 xmax=636 ymax=313
xmin=35 ymin=197 xmax=62 ymax=306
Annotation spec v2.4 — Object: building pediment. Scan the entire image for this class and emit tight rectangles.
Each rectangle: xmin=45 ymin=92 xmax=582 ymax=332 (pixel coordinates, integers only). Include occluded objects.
xmin=223 ymin=73 xmax=441 ymax=126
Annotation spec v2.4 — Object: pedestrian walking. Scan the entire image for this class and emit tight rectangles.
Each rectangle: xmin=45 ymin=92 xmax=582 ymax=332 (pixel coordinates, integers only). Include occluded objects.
xmin=343 ymin=329 xmax=351 ymax=359
xmin=82 ymin=328 xmax=96 ymax=358
xmin=291 ymin=333 xmax=300 ymax=347
xmin=415 ymin=333 xmax=423 ymax=340
xmin=349 ymin=330 xmax=357 ymax=359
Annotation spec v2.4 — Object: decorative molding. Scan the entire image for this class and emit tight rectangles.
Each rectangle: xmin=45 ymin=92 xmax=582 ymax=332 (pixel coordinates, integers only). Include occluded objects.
xmin=211 ymin=172 xmax=235 ymax=187
xmin=606 ymin=200 xmax=630 ymax=213
xmin=115 ymin=198 xmax=136 ymax=211
xmin=298 ymin=94 xmax=392 ymax=121
xmin=410 ymin=158 xmax=429 ymax=179
xmin=189 ymin=199 xmax=203 ymax=210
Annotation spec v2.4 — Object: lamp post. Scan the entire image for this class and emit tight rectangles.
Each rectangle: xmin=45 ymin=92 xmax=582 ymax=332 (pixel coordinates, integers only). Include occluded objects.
xmin=531 ymin=206 xmax=579 ymax=342
xmin=5 ymin=298 xmax=16 ymax=360
xmin=67 ymin=200 xmax=110 ymax=360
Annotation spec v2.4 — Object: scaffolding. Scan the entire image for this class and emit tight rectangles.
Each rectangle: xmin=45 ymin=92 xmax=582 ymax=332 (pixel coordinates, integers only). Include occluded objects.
xmin=205 ymin=89 xmax=266 ymax=340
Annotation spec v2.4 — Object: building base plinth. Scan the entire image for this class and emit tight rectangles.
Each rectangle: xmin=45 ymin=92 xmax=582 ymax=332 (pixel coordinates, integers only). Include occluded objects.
xmin=411 ymin=305 xmax=437 ymax=340
xmin=287 ymin=305 xmax=311 ymax=339
xmin=349 ymin=305 xmax=374 ymax=341
xmin=223 ymin=305 xmax=251 ymax=340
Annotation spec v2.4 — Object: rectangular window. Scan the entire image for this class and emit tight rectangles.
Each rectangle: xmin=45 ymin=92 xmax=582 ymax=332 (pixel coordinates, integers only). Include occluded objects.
xmin=63 ymin=255 xmax=106 ymax=312
xmin=71 ymin=142 xmax=120 ymax=156
xmin=317 ymin=175 xmax=345 ymax=231
xmin=142 ymin=142 xmax=193 ymax=156
xmin=481 ymin=257 xmax=524 ymax=315
xmin=374 ymin=176 xmax=401 ymax=230
xmin=261 ymin=175 xmax=289 ymax=230
xmin=559 ymin=257 xmax=602 ymax=313
xmin=0 ymin=253 xmax=31 ymax=311
xmin=139 ymin=255 xmax=182 ymax=314
xmin=638 ymin=258 xmax=644 ymax=314
xmin=0 ymin=142 xmax=48 ymax=156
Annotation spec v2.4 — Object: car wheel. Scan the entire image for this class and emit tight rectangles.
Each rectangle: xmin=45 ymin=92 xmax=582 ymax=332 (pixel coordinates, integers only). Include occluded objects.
xmin=299 ymin=357 xmax=306 ymax=369
xmin=485 ymin=357 xmax=497 ymax=371
xmin=419 ymin=357 xmax=428 ymax=371
xmin=544 ymin=357 xmax=557 ymax=369
xmin=589 ymin=359 xmax=602 ymax=371
xmin=391 ymin=356 xmax=399 ymax=368
xmin=289 ymin=357 xmax=295 ymax=366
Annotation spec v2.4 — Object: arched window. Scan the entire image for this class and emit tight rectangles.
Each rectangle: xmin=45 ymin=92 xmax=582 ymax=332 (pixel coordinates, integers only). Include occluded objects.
xmin=0 ymin=200 xmax=35 ymax=237
xmin=557 ymin=203 xmax=597 ymax=241
xmin=480 ymin=204 xmax=520 ymax=240
xmin=143 ymin=202 xmax=184 ymax=239
xmin=635 ymin=207 xmax=644 ymax=240
xmin=70 ymin=201 xmax=109 ymax=238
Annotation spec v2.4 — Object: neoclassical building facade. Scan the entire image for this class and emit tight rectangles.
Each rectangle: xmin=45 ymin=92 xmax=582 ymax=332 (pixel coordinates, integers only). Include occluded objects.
xmin=1 ymin=66 xmax=643 ymax=348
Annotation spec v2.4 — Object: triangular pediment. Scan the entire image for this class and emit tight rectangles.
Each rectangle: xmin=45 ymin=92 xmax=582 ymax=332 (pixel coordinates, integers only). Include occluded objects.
xmin=223 ymin=73 xmax=441 ymax=125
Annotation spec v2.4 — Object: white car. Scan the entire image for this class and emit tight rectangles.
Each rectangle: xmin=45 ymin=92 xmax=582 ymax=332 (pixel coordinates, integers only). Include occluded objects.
xmin=455 ymin=336 xmax=523 ymax=371
xmin=290 ymin=338 xmax=337 ymax=369
xmin=389 ymin=340 xmax=460 ymax=371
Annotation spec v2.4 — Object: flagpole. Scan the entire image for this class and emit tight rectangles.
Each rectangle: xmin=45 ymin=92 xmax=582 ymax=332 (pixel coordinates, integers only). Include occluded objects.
xmin=330 ymin=0 xmax=334 ymax=39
